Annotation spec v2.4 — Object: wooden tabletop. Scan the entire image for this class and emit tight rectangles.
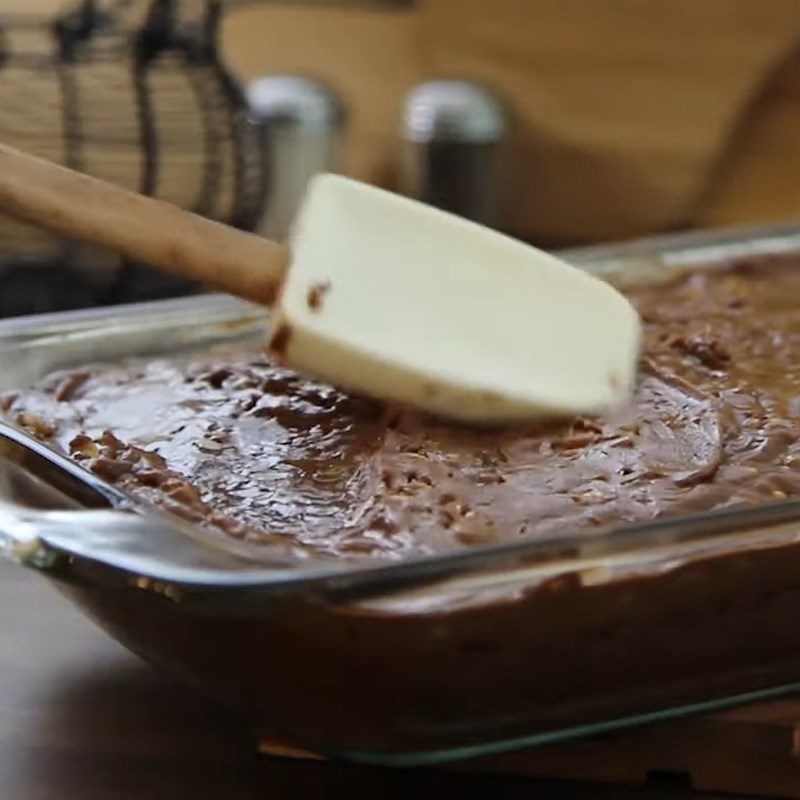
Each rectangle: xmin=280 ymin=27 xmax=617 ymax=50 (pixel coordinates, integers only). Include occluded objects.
xmin=0 ymin=559 xmax=747 ymax=799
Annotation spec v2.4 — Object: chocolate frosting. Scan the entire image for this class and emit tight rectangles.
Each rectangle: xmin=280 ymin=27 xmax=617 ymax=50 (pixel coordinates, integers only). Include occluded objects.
xmin=7 ymin=257 xmax=800 ymax=561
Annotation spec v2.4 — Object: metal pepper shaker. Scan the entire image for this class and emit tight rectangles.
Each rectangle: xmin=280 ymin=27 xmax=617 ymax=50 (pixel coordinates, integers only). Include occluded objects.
xmin=400 ymin=79 xmax=509 ymax=229
xmin=247 ymin=76 xmax=343 ymax=241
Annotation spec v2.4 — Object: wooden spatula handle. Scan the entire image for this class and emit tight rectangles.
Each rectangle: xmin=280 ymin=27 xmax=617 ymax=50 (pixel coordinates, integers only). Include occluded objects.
xmin=0 ymin=143 xmax=288 ymax=304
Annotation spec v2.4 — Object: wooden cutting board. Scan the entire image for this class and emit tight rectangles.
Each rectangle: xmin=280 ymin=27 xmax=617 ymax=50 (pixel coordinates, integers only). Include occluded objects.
xmin=222 ymin=0 xmax=800 ymax=242
xmin=13 ymin=1 xmax=800 ymax=243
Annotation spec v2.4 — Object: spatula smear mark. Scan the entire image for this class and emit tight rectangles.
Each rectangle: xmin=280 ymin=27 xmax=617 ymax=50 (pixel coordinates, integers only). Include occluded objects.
xmin=268 ymin=174 xmax=642 ymax=424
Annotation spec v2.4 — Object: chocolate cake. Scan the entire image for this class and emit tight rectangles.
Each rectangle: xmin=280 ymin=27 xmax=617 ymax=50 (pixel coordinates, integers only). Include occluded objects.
xmin=11 ymin=255 xmax=800 ymax=756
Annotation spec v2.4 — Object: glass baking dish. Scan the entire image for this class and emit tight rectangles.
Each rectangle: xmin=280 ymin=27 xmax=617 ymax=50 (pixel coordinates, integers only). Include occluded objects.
xmin=5 ymin=221 xmax=800 ymax=765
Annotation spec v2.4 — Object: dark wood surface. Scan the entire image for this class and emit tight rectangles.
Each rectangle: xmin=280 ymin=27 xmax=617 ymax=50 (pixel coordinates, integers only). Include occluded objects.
xmin=0 ymin=558 xmax=745 ymax=799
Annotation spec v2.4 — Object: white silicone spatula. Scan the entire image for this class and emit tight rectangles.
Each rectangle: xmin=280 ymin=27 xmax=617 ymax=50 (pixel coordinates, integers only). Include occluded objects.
xmin=0 ymin=144 xmax=641 ymax=423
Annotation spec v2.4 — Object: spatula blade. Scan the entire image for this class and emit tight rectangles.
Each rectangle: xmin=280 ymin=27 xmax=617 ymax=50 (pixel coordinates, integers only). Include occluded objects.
xmin=269 ymin=174 xmax=641 ymax=423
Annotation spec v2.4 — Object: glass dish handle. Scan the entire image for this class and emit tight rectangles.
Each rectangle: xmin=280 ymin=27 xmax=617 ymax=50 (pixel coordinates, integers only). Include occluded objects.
xmin=0 ymin=499 xmax=151 ymax=571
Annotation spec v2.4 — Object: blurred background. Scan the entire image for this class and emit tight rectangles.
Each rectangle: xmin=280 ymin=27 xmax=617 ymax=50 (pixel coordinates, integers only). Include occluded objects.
xmin=6 ymin=0 xmax=800 ymax=315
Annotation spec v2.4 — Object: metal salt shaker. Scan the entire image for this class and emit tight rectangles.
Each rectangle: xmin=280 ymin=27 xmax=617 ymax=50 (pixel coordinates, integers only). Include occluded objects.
xmin=400 ymin=79 xmax=509 ymax=228
xmin=247 ymin=76 xmax=343 ymax=241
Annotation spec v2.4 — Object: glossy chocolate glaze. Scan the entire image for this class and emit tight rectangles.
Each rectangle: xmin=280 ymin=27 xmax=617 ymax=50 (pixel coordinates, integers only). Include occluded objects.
xmin=6 ymin=257 xmax=800 ymax=562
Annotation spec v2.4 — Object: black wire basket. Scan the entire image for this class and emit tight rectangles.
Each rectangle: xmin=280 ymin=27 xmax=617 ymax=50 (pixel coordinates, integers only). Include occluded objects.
xmin=0 ymin=0 xmax=267 ymax=315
